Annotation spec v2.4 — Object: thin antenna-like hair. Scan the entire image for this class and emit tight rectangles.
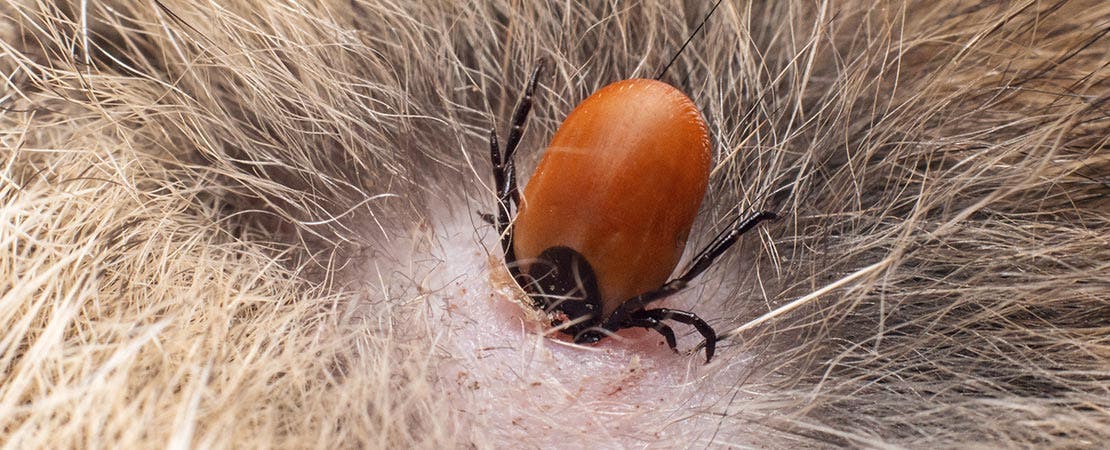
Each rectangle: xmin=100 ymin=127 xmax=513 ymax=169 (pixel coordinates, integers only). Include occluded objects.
xmin=655 ymin=0 xmax=726 ymax=80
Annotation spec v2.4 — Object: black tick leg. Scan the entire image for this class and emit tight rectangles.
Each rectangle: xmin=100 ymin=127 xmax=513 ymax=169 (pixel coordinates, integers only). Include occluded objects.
xmin=488 ymin=64 xmax=543 ymax=273
xmin=636 ymin=308 xmax=717 ymax=362
xmin=608 ymin=210 xmax=778 ymax=320
xmin=624 ymin=314 xmax=678 ymax=352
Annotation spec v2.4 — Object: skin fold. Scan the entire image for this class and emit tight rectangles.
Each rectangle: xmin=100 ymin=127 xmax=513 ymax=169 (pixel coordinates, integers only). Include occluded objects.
xmin=0 ymin=0 xmax=1107 ymax=447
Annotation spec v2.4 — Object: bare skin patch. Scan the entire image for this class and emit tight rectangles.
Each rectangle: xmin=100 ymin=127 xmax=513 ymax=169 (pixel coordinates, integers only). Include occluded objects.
xmin=418 ymin=213 xmax=765 ymax=447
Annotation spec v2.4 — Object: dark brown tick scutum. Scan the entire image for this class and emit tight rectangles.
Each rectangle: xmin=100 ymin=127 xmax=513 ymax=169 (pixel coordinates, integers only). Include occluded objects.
xmin=524 ymin=246 xmax=604 ymax=338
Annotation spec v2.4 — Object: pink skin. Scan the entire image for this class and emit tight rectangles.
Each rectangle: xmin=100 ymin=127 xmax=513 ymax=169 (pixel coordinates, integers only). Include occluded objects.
xmin=420 ymin=213 xmax=765 ymax=448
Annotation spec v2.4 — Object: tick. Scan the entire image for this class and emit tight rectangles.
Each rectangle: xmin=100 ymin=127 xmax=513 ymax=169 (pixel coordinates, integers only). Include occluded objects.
xmin=488 ymin=66 xmax=775 ymax=362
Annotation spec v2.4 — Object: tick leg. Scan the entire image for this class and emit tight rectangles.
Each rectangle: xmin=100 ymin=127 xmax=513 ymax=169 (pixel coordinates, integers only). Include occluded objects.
xmin=502 ymin=64 xmax=543 ymax=208
xmin=623 ymin=315 xmax=678 ymax=352
xmin=606 ymin=211 xmax=774 ymax=361
xmin=673 ymin=210 xmax=778 ymax=285
xmin=637 ymin=308 xmax=717 ymax=363
xmin=489 ymin=64 xmax=543 ymax=270
xmin=610 ymin=210 xmax=777 ymax=318
xmin=488 ymin=130 xmax=516 ymax=265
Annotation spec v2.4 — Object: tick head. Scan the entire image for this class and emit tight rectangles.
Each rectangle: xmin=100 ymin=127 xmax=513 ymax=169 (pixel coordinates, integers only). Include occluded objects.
xmin=519 ymin=246 xmax=604 ymax=337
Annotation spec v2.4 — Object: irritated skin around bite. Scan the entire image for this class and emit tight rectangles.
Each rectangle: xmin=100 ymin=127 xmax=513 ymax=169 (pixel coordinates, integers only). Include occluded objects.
xmin=511 ymin=79 xmax=712 ymax=320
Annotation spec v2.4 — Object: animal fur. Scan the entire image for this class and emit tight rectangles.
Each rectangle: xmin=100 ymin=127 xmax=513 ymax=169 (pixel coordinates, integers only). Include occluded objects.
xmin=1 ymin=0 xmax=1106 ymax=447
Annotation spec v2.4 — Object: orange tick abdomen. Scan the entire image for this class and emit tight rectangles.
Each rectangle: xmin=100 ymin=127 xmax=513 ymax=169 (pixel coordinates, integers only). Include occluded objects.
xmin=512 ymin=78 xmax=712 ymax=317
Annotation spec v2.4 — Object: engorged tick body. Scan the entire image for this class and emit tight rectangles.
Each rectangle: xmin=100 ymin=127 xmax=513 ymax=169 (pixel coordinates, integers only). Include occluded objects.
xmin=514 ymin=78 xmax=711 ymax=318
xmin=488 ymin=67 xmax=775 ymax=362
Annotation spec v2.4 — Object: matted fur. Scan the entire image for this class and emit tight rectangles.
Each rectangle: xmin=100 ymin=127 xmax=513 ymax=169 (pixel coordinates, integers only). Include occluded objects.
xmin=1 ymin=0 xmax=1106 ymax=447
